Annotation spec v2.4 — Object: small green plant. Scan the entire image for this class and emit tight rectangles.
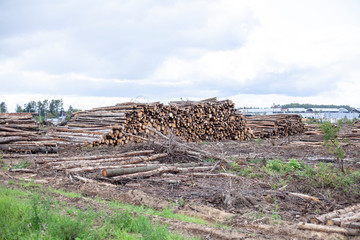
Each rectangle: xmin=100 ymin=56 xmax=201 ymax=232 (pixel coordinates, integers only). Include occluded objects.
xmin=271 ymin=192 xmax=281 ymax=221
xmin=256 ymin=137 xmax=262 ymax=146
xmin=238 ymin=166 xmax=253 ymax=176
xmin=266 ymin=159 xmax=283 ymax=172
xmin=205 ymin=158 xmax=216 ymax=163
xmin=320 ymin=121 xmax=345 ymax=172
xmin=229 ymin=161 xmax=240 ymax=172
xmin=284 ymin=159 xmax=301 ymax=171
xmin=11 ymin=159 xmax=31 ymax=169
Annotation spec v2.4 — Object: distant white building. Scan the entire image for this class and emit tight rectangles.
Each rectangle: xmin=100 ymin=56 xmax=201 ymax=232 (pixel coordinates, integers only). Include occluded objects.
xmin=287 ymin=108 xmax=307 ymax=113
xmin=238 ymin=108 xmax=283 ymax=116
xmin=306 ymin=108 xmax=339 ymax=113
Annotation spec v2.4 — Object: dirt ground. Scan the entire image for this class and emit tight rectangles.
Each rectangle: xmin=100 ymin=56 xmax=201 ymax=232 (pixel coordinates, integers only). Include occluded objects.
xmin=1 ymin=125 xmax=360 ymax=239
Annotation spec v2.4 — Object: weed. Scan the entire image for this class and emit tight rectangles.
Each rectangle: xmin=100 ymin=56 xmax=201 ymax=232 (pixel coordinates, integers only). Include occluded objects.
xmin=266 ymin=159 xmax=283 ymax=172
xmin=320 ymin=121 xmax=345 ymax=172
xmin=238 ymin=166 xmax=253 ymax=176
xmin=11 ymin=159 xmax=31 ymax=169
xmin=271 ymin=192 xmax=281 ymax=221
xmin=256 ymin=137 xmax=262 ymax=146
xmin=229 ymin=161 xmax=240 ymax=172
xmin=205 ymin=158 xmax=216 ymax=163
xmin=284 ymin=159 xmax=301 ymax=171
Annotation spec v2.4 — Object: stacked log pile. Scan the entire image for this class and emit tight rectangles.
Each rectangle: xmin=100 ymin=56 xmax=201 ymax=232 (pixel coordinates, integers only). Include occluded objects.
xmin=0 ymin=113 xmax=58 ymax=153
xmin=246 ymin=114 xmax=305 ymax=138
xmin=46 ymin=102 xmax=147 ymax=146
xmin=35 ymin=149 xmax=215 ymax=183
xmin=341 ymin=120 xmax=360 ymax=142
xmin=90 ymin=98 xmax=253 ymax=146
xmin=300 ymin=121 xmax=360 ymax=147
xmin=301 ymin=204 xmax=360 ymax=235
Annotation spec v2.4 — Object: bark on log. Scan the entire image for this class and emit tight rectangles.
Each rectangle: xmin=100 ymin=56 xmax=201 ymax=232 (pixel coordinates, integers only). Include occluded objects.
xmin=36 ymin=150 xmax=155 ymax=163
xmin=315 ymin=204 xmax=360 ymax=223
xmin=298 ymin=222 xmax=359 ymax=235
xmin=103 ymin=165 xmax=160 ymax=177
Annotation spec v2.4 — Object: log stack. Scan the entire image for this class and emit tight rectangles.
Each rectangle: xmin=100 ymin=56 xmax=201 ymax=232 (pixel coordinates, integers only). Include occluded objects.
xmin=246 ymin=114 xmax=305 ymax=138
xmin=305 ymin=204 xmax=360 ymax=234
xmin=35 ymin=149 xmax=215 ymax=183
xmin=46 ymin=102 xmax=146 ymax=146
xmin=93 ymin=98 xmax=254 ymax=146
xmin=0 ymin=113 xmax=58 ymax=153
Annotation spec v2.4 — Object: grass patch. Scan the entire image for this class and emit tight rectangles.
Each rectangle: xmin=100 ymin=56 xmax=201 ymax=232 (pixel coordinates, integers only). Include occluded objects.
xmin=230 ymin=158 xmax=360 ymax=198
xmin=101 ymin=198 xmax=208 ymax=225
xmin=49 ymin=187 xmax=83 ymax=198
xmin=0 ymin=185 xmax=198 ymax=240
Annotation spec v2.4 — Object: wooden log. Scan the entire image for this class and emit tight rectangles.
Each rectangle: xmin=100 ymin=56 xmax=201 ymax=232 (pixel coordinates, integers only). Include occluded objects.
xmin=103 ymin=162 xmax=209 ymax=177
xmin=111 ymin=166 xmax=214 ymax=182
xmin=51 ymin=153 xmax=168 ymax=169
xmin=328 ymin=218 xmax=360 ymax=229
xmin=288 ymin=192 xmax=320 ymax=202
xmin=103 ymin=165 xmax=160 ymax=177
xmin=315 ymin=204 xmax=360 ymax=223
xmin=298 ymin=222 xmax=359 ymax=235
xmin=36 ymin=150 xmax=155 ymax=163
xmin=0 ymin=136 xmax=30 ymax=144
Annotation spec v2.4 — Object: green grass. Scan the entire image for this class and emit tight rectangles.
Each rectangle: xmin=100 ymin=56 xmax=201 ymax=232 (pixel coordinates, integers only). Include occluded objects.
xmin=229 ymin=158 xmax=360 ymax=197
xmin=49 ymin=187 xmax=83 ymax=198
xmin=0 ymin=185 xmax=199 ymax=240
xmin=100 ymin=198 xmax=208 ymax=226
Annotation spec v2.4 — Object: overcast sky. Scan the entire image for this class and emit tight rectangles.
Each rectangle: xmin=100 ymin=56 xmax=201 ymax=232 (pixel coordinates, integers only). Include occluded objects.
xmin=1 ymin=0 xmax=360 ymax=111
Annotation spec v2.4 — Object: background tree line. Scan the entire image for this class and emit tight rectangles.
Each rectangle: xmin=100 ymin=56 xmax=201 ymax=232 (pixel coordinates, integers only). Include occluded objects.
xmin=0 ymin=99 xmax=80 ymax=121
xmin=281 ymin=103 xmax=353 ymax=111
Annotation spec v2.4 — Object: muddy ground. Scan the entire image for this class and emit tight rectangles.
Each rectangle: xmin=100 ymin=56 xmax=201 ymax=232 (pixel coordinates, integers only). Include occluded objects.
xmin=1 ymin=125 xmax=360 ymax=239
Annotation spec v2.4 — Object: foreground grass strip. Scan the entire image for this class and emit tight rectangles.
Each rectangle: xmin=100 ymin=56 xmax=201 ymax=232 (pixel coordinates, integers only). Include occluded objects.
xmin=0 ymin=184 xmax=198 ymax=240
xmin=103 ymin=199 xmax=208 ymax=226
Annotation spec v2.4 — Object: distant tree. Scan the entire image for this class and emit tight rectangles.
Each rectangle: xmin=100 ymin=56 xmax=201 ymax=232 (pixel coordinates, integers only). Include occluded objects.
xmin=281 ymin=103 xmax=353 ymax=112
xmin=0 ymin=102 xmax=7 ymax=113
xmin=49 ymin=99 xmax=64 ymax=117
xmin=66 ymin=105 xmax=80 ymax=120
xmin=15 ymin=104 xmax=23 ymax=113
xmin=23 ymin=101 xmax=37 ymax=113
xmin=37 ymin=99 xmax=49 ymax=120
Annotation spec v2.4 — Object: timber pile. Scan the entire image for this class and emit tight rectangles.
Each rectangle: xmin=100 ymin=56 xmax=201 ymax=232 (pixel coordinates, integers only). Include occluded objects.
xmin=246 ymin=114 xmax=305 ymax=138
xmin=300 ymin=122 xmax=360 ymax=145
xmin=0 ymin=113 xmax=58 ymax=153
xmin=36 ymin=149 xmax=216 ymax=183
xmin=86 ymin=98 xmax=253 ymax=146
xmin=301 ymin=204 xmax=360 ymax=235
xmin=46 ymin=102 xmax=146 ymax=146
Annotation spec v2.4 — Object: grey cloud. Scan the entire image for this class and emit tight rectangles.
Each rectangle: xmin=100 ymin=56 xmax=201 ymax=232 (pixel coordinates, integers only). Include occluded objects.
xmin=0 ymin=0 xmax=256 ymax=78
